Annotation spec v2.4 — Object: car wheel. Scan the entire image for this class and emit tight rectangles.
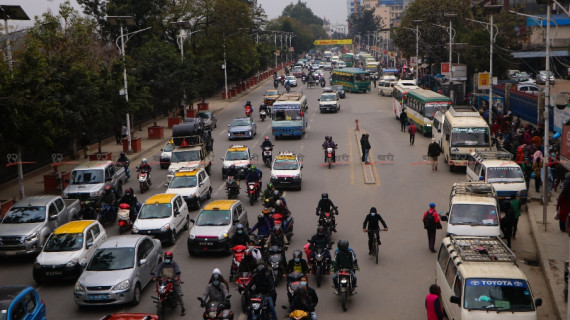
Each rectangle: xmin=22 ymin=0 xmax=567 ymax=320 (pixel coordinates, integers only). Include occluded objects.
xmin=183 ymin=217 xmax=190 ymax=230
xmin=195 ymin=198 xmax=201 ymax=210
xmin=169 ymin=230 xmax=176 ymax=246
xmin=131 ymin=283 xmax=141 ymax=306
xmin=116 ymin=182 xmax=123 ymax=197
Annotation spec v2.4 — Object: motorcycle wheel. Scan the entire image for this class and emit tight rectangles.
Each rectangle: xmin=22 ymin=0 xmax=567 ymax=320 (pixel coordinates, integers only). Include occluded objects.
xmin=119 ymin=225 xmax=127 ymax=234
xmin=140 ymin=181 xmax=146 ymax=194
xmin=316 ymin=267 xmax=322 ymax=287
xmin=250 ymin=196 xmax=254 ymax=206
xmin=241 ymin=293 xmax=247 ymax=313
xmin=327 ymin=158 xmax=332 ymax=169
xmin=341 ymin=291 xmax=348 ymax=311
xmin=157 ymin=302 xmax=166 ymax=320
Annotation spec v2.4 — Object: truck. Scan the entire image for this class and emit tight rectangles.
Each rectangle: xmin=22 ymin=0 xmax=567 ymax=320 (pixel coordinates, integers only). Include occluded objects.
xmin=63 ymin=160 xmax=127 ymax=202
xmin=0 ymin=196 xmax=80 ymax=255
xmin=167 ymin=123 xmax=214 ymax=183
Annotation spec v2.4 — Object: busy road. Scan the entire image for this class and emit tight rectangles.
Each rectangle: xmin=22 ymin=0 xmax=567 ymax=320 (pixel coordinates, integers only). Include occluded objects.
xmin=0 ymin=77 xmax=556 ymax=319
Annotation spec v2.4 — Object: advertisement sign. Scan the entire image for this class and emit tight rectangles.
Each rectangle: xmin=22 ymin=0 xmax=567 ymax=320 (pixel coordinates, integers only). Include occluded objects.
xmin=389 ymin=51 xmax=395 ymax=58
xmin=313 ymin=39 xmax=353 ymax=45
xmin=275 ymin=50 xmax=280 ymax=56
xmin=441 ymin=62 xmax=450 ymax=73
xmin=561 ymin=125 xmax=570 ymax=170
xmin=478 ymin=72 xmax=490 ymax=90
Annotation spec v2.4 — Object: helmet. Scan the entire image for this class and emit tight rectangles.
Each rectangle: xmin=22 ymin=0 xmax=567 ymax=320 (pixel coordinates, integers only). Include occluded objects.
xmin=142 ymin=158 xmax=147 ymax=164
xmin=273 ymin=190 xmax=280 ymax=197
xmin=120 ymin=152 xmax=125 ymax=157
xmin=275 ymin=199 xmax=283 ymax=207
xmin=250 ymin=165 xmax=256 ymax=171
xmin=164 ymin=251 xmax=173 ymax=263
xmin=246 ymin=100 xmax=251 ymax=105
xmin=273 ymin=225 xmax=282 ymax=234
xmin=104 ymin=184 xmax=112 ymax=192
xmin=317 ymin=226 xmax=324 ymax=235
xmin=267 ymin=182 xmax=274 ymax=189
xmin=337 ymin=240 xmax=349 ymax=252
xmin=293 ymin=250 xmax=302 ymax=260
xmin=265 ymin=136 xmax=269 ymax=141
xmin=256 ymin=264 xmax=266 ymax=274
xmin=125 ymin=188 xmax=133 ymax=196
xmin=321 ymin=193 xmax=328 ymax=199
xmin=211 ymin=273 xmax=222 ymax=287
xmin=429 ymin=202 xmax=436 ymax=208
xmin=258 ymin=214 xmax=264 ymax=221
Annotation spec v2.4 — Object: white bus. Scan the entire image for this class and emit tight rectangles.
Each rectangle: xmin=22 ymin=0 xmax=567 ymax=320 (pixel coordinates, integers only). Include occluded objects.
xmin=405 ymin=89 xmax=452 ymax=136
xmin=391 ymin=80 xmax=419 ymax=119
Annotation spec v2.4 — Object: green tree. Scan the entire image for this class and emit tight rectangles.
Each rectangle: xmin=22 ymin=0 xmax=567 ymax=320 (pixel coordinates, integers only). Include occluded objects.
xmin=348 ymin=9 xmax=384 ymax=42
xmin=282 ymin=1 xmax=323 ymax=26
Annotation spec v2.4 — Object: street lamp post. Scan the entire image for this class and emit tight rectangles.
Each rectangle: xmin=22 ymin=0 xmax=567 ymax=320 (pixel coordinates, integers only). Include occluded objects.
xmin=222 ymin=33 xmax=228 ymax=102
xmin=402 ymin=20 xmax=422 ymax=81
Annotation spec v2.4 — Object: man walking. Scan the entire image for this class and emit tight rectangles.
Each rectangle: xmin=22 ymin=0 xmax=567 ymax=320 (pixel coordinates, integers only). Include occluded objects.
xmin=422 ymin=203 xmax=441 ymax=252
xmin=427 ymin=138 xmax=441 ymax=171
xmin=360 ymin=133 xmax=371 ymax=164
xmin=399 ymin=110 xmax=407 ymax=132
xmin=408 ymin=122 xmax=418 ymax=146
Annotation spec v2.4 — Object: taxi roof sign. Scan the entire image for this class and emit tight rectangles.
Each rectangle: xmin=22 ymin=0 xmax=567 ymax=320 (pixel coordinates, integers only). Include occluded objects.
xmin=145 ymin=193 xmax=177 ymax=204
xmin=204 ymin=200 xmax=237 ymax=211
xmin=174 ymin=169 xmax=200 ymax=177
xmin=276 ymin=152 xmax=297 ymax=160
xmin=228 ymin=145 xmax=248 ymax=152
xmin=54 ymin=220 xmax=95 ymax=234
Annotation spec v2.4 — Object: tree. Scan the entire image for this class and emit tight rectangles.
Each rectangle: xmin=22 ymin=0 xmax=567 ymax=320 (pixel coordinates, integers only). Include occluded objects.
xmin=348 ymin=9 xmax=384 ymax=42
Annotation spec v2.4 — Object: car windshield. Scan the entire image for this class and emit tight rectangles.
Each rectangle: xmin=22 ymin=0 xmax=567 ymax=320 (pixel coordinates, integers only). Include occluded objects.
xmin=486 ymin=167 xmax=525 ymax=182
xmin=273 ymin=109 xmax=302 ymax=121
xmin=70 ymin=169 xmax=104 ymax=184
xmin=231 ymin=119 xmax=250 ymax=127
xmin=321 ymin=94 xmax=336 ymax=102
xmin=163 ymin=142 xmax=175 ymax=152
xmin=44 ymin=233 xmax=84 ymax=252
xmin=226 ymin=151 xmax=249 ymax=161
xmin=138 ymin=203 xmax=172 ymax=219
xmin=197 ymin=112 xmax=211 ymax=120
xmin=449 ymin=204 xmax=498 ymax=226
xmin=171 ymin=150 xmax=200 ymax=162
xmin=87 ymin=247 xmax=134 ymax=271
xmin=169 ymin=176 xmax=197 ymax=188
xmin=451 ymin=127 xmax=490 ymax=147
xmin=2 ymin=207 xmax=46 ymax=224
xmin=195 ymin=210 xmax=231 ymax=226
xmin=464 ymin=278 xmax=535 ymax=312
xmin=265 ymin=90 xmax=278 ymax=96
xmin=286 ymin=76 xmax=295 ymax=81
xmin=273 ymin=159 xmax=299 ymax=170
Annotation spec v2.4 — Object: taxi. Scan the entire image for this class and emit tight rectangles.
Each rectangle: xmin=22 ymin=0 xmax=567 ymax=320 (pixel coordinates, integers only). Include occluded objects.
xmin=166 ymin=168 xmax=212 ymax=210
xmin=264 ymin=89 xmax=281 ymax=106
xmin=33 ymin=220 xmax=107 ymax=284
xmin=221 ymin=145 xmax=251 ymax=179
xmin=132 ymin=193 xmax=190 ymax=245
xmin=270 ymin=152 xmax=303 ymax=190
xmin=187 ymin=200 xmax=248 ymax=255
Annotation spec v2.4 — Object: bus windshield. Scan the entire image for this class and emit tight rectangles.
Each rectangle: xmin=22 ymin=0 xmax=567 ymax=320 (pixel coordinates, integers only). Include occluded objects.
xmin=273 ymin=108 xmax=302 ymax=121
xmin=464 ymin=278 xmax=535 ymax=312
xmin=451 ymin=127 xmax=489 ymax=147
xmin=425 ymin=103 xmax=450 ymax=119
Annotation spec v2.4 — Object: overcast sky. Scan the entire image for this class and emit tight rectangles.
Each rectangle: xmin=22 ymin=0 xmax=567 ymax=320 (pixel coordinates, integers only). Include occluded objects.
xmin=4 ymin=0 xmax=348 ymax=30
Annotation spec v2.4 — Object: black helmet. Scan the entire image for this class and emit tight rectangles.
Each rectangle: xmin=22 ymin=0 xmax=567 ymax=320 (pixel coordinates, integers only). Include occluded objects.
xmin=120 ymin=152 xmax=125 ymax=157
xmin=256 ymin=264 xmax=266 ymax=274
xmin=125 ymin=188 xmax=133 ymax=196
xmin=258 ymin=214 xmax=264 ymax=221
xmin=321 ymin=193 xmax=328 ymax=199
xmin=337 ymin=240 xmax=349 ymax=252
xmin=273 ymin=225 xmax=282 ymax=234
xmin=317 ymin=226 xmax=324 ymax=235
xmin=293 ymin=250 xmax=302 ymax=260
xmin=230 ymin=164 xmax=236 ymax=169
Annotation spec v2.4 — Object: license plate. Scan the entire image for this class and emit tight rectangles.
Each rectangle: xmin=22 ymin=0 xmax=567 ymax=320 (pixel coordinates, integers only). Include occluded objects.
xmin=88 ymin=294 xmax=109 ymax=301
xmin=46 ymin=271 xmax=62 ymax=276
xmin=264 ymin=151 xmax=271 ymax=156
xmin=234 ymin=133 xmax=243 ymax=136
xmin=200 ymin=242 xmax=214 ymax=246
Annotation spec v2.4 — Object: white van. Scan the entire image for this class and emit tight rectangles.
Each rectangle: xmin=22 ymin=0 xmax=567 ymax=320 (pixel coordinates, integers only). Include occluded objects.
xmin=441 ymin=182 xmax=500 ymax=237
xmin=436 ymin=235 xmax=542 ymax=320
xmin=466 ymin=150 xmax=528 ymax=203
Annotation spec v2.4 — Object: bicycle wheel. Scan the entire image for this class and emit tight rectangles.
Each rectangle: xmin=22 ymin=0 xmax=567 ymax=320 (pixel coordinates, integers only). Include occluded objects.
xmin=374 ymin=233 xmax=379 ymax=264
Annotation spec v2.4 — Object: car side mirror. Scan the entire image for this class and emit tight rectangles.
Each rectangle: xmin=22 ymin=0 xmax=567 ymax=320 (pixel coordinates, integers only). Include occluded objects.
xmin=233 ymin=219 xmax=239 ymax=224
xmin=440 ymin=215 xmax=448 ymax=222
xmin=317 ymin=99 xmax=320 ymax=101
xmin=139 ymin=258 xmax=148 ymax=265
xmin=49 ymin=215 xmax=58 ymax=222
xmin=86 ymin=242 xmax=93 ymax=249
xmin=450 ymin=296 xmax=461 ymax=305
xmin=199 ymin=182 xmax=204 ymax=187
xmin=161 ymin=149 xmax=164 ymax=151
xmin=535 ymin=298 xmax=542 ymax=307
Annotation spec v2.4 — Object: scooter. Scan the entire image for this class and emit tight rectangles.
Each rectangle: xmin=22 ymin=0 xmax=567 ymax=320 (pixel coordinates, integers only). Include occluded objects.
xmin=197 ymin=296 xmax=233 ymax=320
xmin=138 ymin=168 xmax=151 ymax=193
xmin=245 ymin=106 xmax=253 ymax=117
xmin=230 ymin=245 xmax=247 ymax=281
xmin=260 ymin=110 xmax=267 ymax=122
xmin=262 ymin=146 xmax=273 ymax=167
xmin=117 ymin=203 xmax=132 ymax=234
xmin=246 ymin=181 xmax=260 ymax=206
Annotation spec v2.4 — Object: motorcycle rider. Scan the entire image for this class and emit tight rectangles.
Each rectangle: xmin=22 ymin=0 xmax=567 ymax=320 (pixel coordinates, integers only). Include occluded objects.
xmin=238 ymin=248 xmax=258 ymax=274
xmin=332 ymin=240 xmax=359 ymax=295
xmin=288 ymin=276 xmax=318 ymax=320
xmin=101 ymin=184 xmax=116 ymax=206
xmin=201 ymin=272 xmax=230 ymax=313
xmin=264 ymin=225 xmax=288 ymax=276
xmin=286 ymin=250 xmax=310 ymax=275
xmin=285 ymin=79 xmax=291 ymax=92
xmin=308 ymin=226 xmax=332 ymax=266
xmin=118 ymin=187 xmax=140 ymax=221
xmin=153 ymin=251 xmax=186 ymax=316
xmin=230 ymin=224 xmax=249 ymax=247
xmin=362 ymin=207 xmax=388 ymax=255
xmin=316 ymin=193 xmax=338 ymax=232
xmin=245 ymin=101 xmax=253 ymax=115
xmin=249 ymin=213 xmax=274 ymax=238
xmin=245 ymin=264 xmax=278 ymax=320
xmin=259 ymin=104 xmax=270 ymax=117
xmin=273 ymin=199 xmax=291 ymax=233
xmin=322 ymin=136 xmax=337 ymax=162
xmin=261 ymin=136 xmax=274 ymax=149
xmin=245 ymin=165 xmax=262 ymax=186
xmin=137 ymin=158 xmax=152 ymax=185
xmin=117 ymin=152 xmax=130 ymax=178
xmin=272 ymin=190 xmax=288 ymax=208
xmin=262 ymin=183 xmax=276 ymax=205
xmin=246 ymin=238 xmax=263 ymax=261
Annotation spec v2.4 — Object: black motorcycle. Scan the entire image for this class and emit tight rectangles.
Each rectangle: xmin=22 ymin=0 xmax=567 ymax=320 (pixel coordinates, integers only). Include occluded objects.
xmin=197 ymin=296 xmax=234 ymax=320
xmin=310 ymin=247 xmax=331 ymax=288
xmin=317 ymin=207 xmax=338 ymax=238
xmin=285 ymin=272 xmax=305 ymax=304
xmin=79 ymin=200 xmax=98 ymax=220
xmin=267 ymin=245 xmax=287 ymax=285
xmin=98 ymin=202 xmax=117 ymax=225
xmin=247 ymin=293 xmax=272 ymax=320
xmin=225 ymin=176 xmax=240 ymax=199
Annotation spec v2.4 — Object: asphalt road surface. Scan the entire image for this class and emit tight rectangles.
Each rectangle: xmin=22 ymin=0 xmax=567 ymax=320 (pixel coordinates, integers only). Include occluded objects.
xmin=0 ymin=77 xmax=556 ymax=319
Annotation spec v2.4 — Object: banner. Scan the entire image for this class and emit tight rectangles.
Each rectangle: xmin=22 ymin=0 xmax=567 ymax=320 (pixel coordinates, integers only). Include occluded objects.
xmin=313 ymin=39 xmax=353 ymax=45
xmin=478 ymin=72 xmax=490 ymax=90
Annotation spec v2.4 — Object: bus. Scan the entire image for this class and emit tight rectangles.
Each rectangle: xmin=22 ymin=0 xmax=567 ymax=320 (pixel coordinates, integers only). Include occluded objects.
xmin=432 ymin=105 xmax=491 ymax=171
xmin=405 ymin=89 xmax=452 ymax=135
xmin=271 ymin=93 xmax=308 ymax=139
xmin=341 ymin=53 xmax=355 ymax=67
xmin=392 ymin=80 xmax=419 ymax=119
xmin=330 ymin=68 xmax=371 ymax=93
xmin=365 ymin=61 xmax=381 ymax=77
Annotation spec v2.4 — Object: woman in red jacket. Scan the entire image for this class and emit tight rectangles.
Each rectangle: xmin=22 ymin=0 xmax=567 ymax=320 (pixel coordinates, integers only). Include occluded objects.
xmin=556 ymin=191 xmax=570 ymax=232
xmin=425 ymin=284 xmax=443 ymax=320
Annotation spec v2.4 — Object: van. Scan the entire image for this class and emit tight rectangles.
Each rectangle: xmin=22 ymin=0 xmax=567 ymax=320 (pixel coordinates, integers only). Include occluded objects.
xmin=441 ymin=182 xmax=500 ymax=237
xmin=377 ymin=80 xmax=394 ymax=96
xmin=466 ymin=150 xmax=527 ymax=203
xmin=436 ymin=235 xmax=542 ymax=319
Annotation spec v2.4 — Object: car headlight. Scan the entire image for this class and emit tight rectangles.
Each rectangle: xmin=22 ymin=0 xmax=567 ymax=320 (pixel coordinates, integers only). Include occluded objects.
xmin=161 ymin=224 xmax=171 ymax=232
xmin=189 ymin=233 xmax=196 ymax=240
xmin=33 ymin=261 xmax=41 ymax=269
xmin=91 ymin=190 xmax=103 ymax=198
xmin=294 ymin=174 xmax=301 ymax=179
xmin=168 ymin=169 xmax=176 ymax=175
xmin=74 ymin=281 xmax=85 ymax=292
xmin=25 ymin=233 xmax=39 ymax=242
xmin=218 ymin=233 xmax=228 ymax=240
xmin=112 ymin=279 xmax=130 ymax=291
xmin=271 ymin=175 xmax=277 ymax=180
xmin=248 ymin=131 xmax=252 ymax=136
xmin=66 ymin=258 xmax=79 ymax=268
xmin=227 ymin=132 xmax=231 ymax=137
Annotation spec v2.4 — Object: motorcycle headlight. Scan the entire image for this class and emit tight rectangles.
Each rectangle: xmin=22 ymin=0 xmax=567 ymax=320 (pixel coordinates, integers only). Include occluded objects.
xmin=161 ymin=224 xmax=171 ymax=232
xmin=132 ymin=227 xmax=139 ymax=233
xmin=112 ymin=279 xmax=130 ymax=291
xmin=218 ymin=233 xmax=228 ymax=240
xmin=25 ymin=233 xmax=39 ymax=242
xmin=208 ymin=311 xmax=217 ymax=318
xmin=340 ymin=279 xmax=348 ymax=284
xmin=66 ymin=258 xmax=79 ymax=268
xmin=74 ymin=281 xmax=85 ymax=292
xmin=252 ymin=302 xmax=261 ymax=310
xmin=189 ymin=233 xmax=196 ymax=240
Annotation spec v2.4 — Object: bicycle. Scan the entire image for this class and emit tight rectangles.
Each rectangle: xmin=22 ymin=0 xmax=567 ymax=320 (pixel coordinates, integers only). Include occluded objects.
xmin=366 ymin=229 xmax=386 ymax=264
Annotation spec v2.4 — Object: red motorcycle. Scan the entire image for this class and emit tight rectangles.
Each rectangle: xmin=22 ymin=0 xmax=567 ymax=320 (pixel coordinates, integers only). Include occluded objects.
xmin=246 ymin=181 xmax=260 ymax=205
xmin=197 ymin=296 xmax=234 ymax=320
xmin=152 ymin=278 xmax=180 ymax=320
xmin=117 ymin=203 xmax=132 ymax=234
xmin=229 ymin=245 xmax=247 ymax=281
xmin=272 ymin=211 xmax=294 ymax=242
xmin=235 ymin=272 xmax=253 ymax=313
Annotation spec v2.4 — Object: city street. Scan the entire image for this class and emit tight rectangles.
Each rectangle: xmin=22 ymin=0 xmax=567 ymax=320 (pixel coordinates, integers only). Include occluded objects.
xmin=0 ymin=78 xmax=558 ymax=319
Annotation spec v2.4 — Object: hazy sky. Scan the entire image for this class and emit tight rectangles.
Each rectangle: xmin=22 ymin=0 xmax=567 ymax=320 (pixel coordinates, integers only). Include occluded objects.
xmin=3 ymin=0 xmax=348 ymax=29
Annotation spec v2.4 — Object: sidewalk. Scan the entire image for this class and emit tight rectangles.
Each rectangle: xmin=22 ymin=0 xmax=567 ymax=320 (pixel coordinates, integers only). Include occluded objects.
xmin=0 ymin=75 xmax=272 ymax=201
xmin=527 ymin=186 xmax=568 ymax=320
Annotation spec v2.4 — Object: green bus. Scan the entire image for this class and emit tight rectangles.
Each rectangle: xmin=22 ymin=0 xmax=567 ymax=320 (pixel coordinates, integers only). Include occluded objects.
xmin=330 ymin=68 xmax=371 ymax=93
xmin=405 ymin=89 xmax=452 ymax=135
xmin=341 ymin=53 xmax=355 ymax=67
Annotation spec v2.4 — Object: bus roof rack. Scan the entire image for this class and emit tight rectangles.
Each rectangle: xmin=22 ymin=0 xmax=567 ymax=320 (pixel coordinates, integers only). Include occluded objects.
xmin=450 ymin=181 xmax=496 ymax=199
xmin=449 ymin=235 xmax=517 ymax=265
xmin=472 ymin=149 xmax=513 ymax=161
xmin=449 ymin=105 xmax=480 ymax=117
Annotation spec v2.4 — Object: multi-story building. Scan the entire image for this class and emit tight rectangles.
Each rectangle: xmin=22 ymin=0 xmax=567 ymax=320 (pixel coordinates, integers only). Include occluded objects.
xmin=347 ymin=0 xmax=364 ymax=14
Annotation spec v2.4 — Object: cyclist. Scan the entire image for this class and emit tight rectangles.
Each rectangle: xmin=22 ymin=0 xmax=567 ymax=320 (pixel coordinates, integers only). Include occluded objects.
xmin=362 ymin=207 xmax=388 ymax=255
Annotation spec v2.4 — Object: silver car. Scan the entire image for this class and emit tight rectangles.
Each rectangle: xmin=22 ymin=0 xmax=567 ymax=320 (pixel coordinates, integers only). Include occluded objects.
xmin=227 ymin=118 xmax=256 ymax=140
xmin=74 ymin=235 xmax=162 ymax=306
xmin=536 ymin=70 xmax=555 ymax=85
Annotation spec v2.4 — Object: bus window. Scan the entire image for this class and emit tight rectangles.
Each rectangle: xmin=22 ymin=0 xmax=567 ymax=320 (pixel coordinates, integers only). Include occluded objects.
xmin=275 ymin=111 xmax=285 ymax=121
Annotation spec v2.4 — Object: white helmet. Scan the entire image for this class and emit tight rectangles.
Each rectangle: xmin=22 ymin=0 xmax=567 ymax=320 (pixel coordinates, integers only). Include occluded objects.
xmin=142 ymin=158 xmax=147 ymax=164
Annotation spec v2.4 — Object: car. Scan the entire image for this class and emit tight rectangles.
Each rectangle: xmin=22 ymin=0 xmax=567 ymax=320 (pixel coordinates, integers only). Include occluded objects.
xmin=311 ymin=63 xmax=319 ymax=70
xmin=516 ymin=83 xmax=543 ymax=96
xmin=187 ymin=200 xmax=248 ymax=255
xmin=132 ymin=193 xmax=190 ymax=245
xmin=323 ymin=62 xmax=333 ymax=71
xmin=166 ymin=169 xmax=212 ymax=210
xmin=332 ymin=85 xmax=345 ymax=98
xmin=264 ymin=89 xmax=281 ymax=106
xmin=292 ymin=66 xmax=304 ymax=78
xmin=285 ymin=75 xmax=297 ymax=87
xmin=270 ymin=152 xmax=303 ymax=190
xmin=313 ymin=70 xmax=324 ymax=79
xmin=322 ymin=86 xmax=334 ymax=93
xmin=221 ymin=145 xmax=251 ymax=179
xmin=511 ymin=71 xmax=534 ymax=83
xmin=159 ymin=140 xmax=175 ymax=169
xmin=318 ymin=61 xmax=325 ymax=69
xmin=33 ymin=220 xmax=108 ymax=284
xmin=227 ymin=117 xmax=256 ymax=140
xmin=337 ymin=61 xmax=346 ymax=69
xmin=536 ymin=70 xmax=555 ymax=85
xmin=318 ymin=91 xmax=341 ymax=113
xmin=377 ymin=80 xmax=395 ymax=96
xmin=74 ymin=235 xmax=163 ymax=307
xmin=196 ymin=111 xmax=217 ymax=130
xmin=0 ymin=286 xmax=46 ymax=320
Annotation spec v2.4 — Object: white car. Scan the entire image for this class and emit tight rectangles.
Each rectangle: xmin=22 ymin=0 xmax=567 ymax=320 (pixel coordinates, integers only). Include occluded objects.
xmin=285 ymin=76 xmax=297 ymax=87
xmin=337 ymin=61 xmax=346 ymax=68
xmin=319 ymin=92 xmax=341 ymax=113
xmin=166 ymin=168 xmax=212 ymax=210
xmin=221 ymin=145 xmax=251 ymax=179
xmin=270 ymin=152 xmax=303 ymax=190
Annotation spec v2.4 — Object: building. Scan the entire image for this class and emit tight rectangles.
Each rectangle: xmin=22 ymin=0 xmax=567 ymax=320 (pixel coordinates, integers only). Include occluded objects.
xmin=347 ymin=0 xmax=364 ymax=14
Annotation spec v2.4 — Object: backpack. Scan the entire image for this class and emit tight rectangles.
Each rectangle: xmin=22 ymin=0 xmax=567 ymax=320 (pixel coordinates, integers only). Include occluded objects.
xmin=423 ymin=210 xmax=436 ymax=229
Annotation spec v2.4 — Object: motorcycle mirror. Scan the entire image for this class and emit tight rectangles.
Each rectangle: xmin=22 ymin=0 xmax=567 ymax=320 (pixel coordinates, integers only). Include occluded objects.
xmin=226 ymin=294 xmax=232 ymax=299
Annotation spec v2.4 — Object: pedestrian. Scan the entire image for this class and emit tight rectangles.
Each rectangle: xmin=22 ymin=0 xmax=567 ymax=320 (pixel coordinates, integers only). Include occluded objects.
xmin=80 ymin=132 xmax=90 ymax=159
xmin=372 ymin=74 xmax=377 ymax=88
xmin=422 ymin=203 xmax=441 ymax=252
xmin=113 ymin=124 xmax=121 ymax=145
xmin=556 ymin=190 xmax=570 ymax=232
xmin=425 ymin=284 xmax=444 ymax=320
xmin=360 ymin=133 xmax=371 ymax=164
xmin=121 ymin=125 xmax=128 ymax=139
xmin=500 ymin=202 xmax=515 ymax=248
xmin=533 ymin=155 xmax=542 ymax=193
xmin=554 ymin=162 xmax=566 ymax=191
xmin=408 ymin=122 xmax=418 ymax=146
xmin=510 ymin=198 xmax=521 ymax=238
xmin=521 ymin=157 xmax=532 ymax=190
xmin=400 ymin=110 xmax=408 ymax=132
xmin=427 ymin=138 xmax=440 ymax=171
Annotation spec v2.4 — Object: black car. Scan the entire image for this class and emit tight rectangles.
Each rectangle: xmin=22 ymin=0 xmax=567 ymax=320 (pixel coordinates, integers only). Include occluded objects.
xmin=333 ymin=85 xmax=346 ymax=98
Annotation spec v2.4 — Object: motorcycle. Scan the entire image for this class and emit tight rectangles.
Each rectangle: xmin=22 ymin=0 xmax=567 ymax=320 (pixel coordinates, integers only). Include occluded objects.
xmin=79 ymin=200 xmax=98 ymax=220
xmin=304 ymin=243 xmax=331 ymax=288
xmin=246 ymin=181 xmax=260 ymax=205
xmin=267 ymin=245 xmax=287 ymax=285
xmin=245 ymin=106 xmax=253 ymax=117
xmin=285 ymin=272 xmax=305 ymax=304
xmin=225 ymin=176 xmax=240 ymax=199
xmin=301 ymin=75 xmax=306 ymax=84
xmin=117 ymin=203 xmax=132 ymax=233
xmin=325 ymin=147 xmax=335 ymax=169
xmin=138 ymin=168 xmax=150 ymax=193
xmin=262 ymin=146 xmax=273 ymax=167
xmin=260 ymin=110 xmax=267 ymax=122
xmin=272 ymin=211 xmax=294 ymax=241
xmin=230 ymin=245 xmax=247 ymax=281
xmin=197 ymin=296 xmax=234 ymax=320
xmin=152 ymin=278 xmax=180 ymax=320
xmin=317 ymin=207 xmax=338 ymax=238
xmin=336 ymin=269 xmax=356 ymax=311
xmin=285 ymin=84 xmax=291 ymax=93
xmin=98 ymin=203 xmax=117 ymax=225
xmin=247 ymin=293 xmax=272 ymax=320
xmin=235 ymin=272 xmax=252 ymax=313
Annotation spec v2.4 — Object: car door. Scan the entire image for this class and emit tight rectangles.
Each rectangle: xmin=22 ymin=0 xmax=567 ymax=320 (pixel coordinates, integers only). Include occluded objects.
xmin=200 ymin=170 xmax=210 ymax=199
xmin=236 ymin=203 xmax=247 ymax=226
xmin=81 ymin=227 xmax=96 ymax=266
xmin=47 ymin=202 xmax=61 ymax=229
xmin=136 ymin=238 xmax=153 ymax=287
xmin=176 ymin=196 xmax=189 ymax=229
xmin=22 ymin=290 xmax=44 ymax=320
xmin=171 ymin=199 xmax=182 ymax=231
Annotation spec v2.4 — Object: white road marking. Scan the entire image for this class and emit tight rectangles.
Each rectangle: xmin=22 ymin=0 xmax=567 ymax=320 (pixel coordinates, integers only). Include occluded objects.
xmin=219 ymin=129 xmax=227 ymax=136
xmin=213 ymin=183 xmax=226 ymax=196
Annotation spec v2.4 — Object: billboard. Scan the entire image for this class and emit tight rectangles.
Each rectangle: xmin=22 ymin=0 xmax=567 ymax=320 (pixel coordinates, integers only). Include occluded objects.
xmin=313 ymin=39 xmax=353 ymax=45
xmin=478 ymin=72 xmax=490 ymax=90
